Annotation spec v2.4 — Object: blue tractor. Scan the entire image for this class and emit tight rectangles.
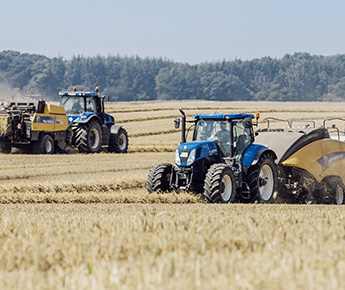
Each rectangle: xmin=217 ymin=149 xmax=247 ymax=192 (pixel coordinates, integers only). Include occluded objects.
xmin=59 ymin=87 xmax=128 ymax=153
xmin=147 ymin=110 xmax=278 ymax=203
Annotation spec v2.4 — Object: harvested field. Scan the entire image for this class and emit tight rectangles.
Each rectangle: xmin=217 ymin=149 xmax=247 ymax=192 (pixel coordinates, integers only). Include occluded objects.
xmin=1 ymin=100 xmax=345 ymax=289
xmin=1 ymin=204 xmax=345 ymax=289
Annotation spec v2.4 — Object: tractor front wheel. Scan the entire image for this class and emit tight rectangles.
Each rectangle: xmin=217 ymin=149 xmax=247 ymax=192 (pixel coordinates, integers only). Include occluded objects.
xmin=147 ymin=163 xmax=173 ymax=193
xmin=109 ymin=127 xmax=128 ymax=153
xmin=75 ymin=120 xmax=102 ymax=153
xmin=203 ymin=163 xmax=237 ymax=203
xmin=247 ymin=153 xmax=278 ymax=203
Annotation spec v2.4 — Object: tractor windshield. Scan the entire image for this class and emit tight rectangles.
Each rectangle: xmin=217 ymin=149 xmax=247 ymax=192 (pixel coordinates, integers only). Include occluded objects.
xmin=60 ymin=96 xmax=85 ymax=114
xmin=194 ymin=119 xmax=231 ymax=156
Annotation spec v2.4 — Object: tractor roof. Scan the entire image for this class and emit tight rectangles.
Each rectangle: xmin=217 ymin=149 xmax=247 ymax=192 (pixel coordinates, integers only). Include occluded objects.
xmin=193 ymin=113 xmax=254 ymax=120
xmin=59 ymin=91 xmax=98 ymax=97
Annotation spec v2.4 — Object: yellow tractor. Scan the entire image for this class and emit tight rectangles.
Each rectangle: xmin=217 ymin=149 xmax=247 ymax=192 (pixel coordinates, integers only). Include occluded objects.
xmin=0 ymin=100 xmax=71 ymax=154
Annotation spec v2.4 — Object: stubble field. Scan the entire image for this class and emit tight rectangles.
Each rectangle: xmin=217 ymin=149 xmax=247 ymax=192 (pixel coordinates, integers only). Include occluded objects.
xmin=1 ymin=100 xmax=345 ymax=289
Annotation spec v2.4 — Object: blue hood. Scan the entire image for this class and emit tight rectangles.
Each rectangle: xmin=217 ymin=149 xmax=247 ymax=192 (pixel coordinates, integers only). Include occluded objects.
xmin=176 ymin=140 xmax=218 ymax=167
xmin=67 ymin=112 xmax=95 ymax=124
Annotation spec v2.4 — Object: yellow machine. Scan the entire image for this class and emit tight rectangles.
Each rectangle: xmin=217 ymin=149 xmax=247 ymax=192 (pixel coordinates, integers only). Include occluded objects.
xmin=282 ymin=139 xmax=345 ymax=184
xmin=255 ymin=119 xmax=345 ymax=204
xmin=32 ymin=104 xmax=68 ymax=132
xmin=0 ymin=100 xmax=71 ymax=154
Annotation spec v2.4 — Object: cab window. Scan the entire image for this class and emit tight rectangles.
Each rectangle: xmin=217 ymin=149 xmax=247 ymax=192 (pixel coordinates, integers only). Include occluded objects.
xmin=86 ymin=97 xmax=97 ymax=112
xmin=233 ymin=121 xmax=252 ymax=160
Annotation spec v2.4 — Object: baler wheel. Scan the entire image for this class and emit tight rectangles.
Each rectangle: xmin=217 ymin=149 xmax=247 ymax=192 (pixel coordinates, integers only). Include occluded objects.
xmin=33 ymin=135 xmax=55 ymax=154
xmin=203 ymin=163 xmax=237 ymax=203
xmin=315 ymin=177 xmax=345 ymax=204
xmin=334 ymin=184 xmax=345 ymax=205
xmin=147 ymin=163 xmax=173 ymax=193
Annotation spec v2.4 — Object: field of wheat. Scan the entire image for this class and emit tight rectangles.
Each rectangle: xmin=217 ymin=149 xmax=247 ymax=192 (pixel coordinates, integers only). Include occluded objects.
xmin=1 ymin=100 xmax=345 ymax=289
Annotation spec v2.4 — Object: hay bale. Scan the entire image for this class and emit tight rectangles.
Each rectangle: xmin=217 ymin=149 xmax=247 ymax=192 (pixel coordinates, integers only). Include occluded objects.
xmin=0 ymin=114 xmax=11 ymax=137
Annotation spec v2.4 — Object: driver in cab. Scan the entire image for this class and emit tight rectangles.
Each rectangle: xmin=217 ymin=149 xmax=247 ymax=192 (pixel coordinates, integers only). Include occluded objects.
xmin=215 ymin=121 xmax=230 ymax=143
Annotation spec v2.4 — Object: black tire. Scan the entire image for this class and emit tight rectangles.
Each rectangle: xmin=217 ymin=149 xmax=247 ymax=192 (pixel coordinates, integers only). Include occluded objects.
xmin=314 ymin=177 xmax=345 ymax=205
xmin=75 ymin=120 xmax=102 ymax=153
xmin=109 ymin=127 xmax=128 ymax=153
xmin=33 ymin=135 xmax=55 ymax=154
xmin=0 ymin=143 xmax=11 ymax=154
xmin=203 ymin=163 xmax=237 ymax=203
xmin=147 ymin=163 xmax=173 ymax=193
xmin=332 ymin=183 xmax=345 ymax=205
xmin=246 ymin=153 xmax=278 ymax=203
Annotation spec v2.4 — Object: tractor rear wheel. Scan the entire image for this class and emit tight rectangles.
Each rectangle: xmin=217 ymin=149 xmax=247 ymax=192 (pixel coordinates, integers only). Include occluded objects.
xmin=75 ymin=120 xmax=102 ymax=153
xmin=203 ymin=163 xmax=237 ymax=203
xmin=0 ymin=143 xmax=11 ymax=154
xmin=33 ymin=134 xmax=55 ymax=154
xmin=109 ymin=127 xmax=128 ymax=153
xmin=247 ymin=153 xmax=277 ymax=203
xmin=147 ymin=163 xmax=173 ymax=193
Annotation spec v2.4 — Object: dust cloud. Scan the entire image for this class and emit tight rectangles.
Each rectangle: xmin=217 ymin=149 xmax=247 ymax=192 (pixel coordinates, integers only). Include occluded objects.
xmin=0 ymin=80 xmax=20 ymax=102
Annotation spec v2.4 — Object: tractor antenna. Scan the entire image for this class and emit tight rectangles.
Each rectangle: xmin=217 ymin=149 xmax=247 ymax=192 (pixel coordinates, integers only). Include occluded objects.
xmin=214 ymin=100 xmax=224 ymax=113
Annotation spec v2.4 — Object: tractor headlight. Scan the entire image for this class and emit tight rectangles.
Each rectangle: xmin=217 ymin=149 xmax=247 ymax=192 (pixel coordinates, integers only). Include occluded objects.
xmin=186 ymin=149 xmax=196 ymax=166
xmin=175 ymin=149 xmax=181 ymax=165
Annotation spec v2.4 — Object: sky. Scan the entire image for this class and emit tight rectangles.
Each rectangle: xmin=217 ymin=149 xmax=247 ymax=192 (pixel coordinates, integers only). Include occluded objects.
xmin=1 ymin=0 xmax=345 ymax=64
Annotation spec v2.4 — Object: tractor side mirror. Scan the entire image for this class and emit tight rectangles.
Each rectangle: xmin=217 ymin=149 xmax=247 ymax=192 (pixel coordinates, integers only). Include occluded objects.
xmin=102 ymin=95 xmax=109 ymax=102
xmin=174 ymin=118 xmax=180 ymax=129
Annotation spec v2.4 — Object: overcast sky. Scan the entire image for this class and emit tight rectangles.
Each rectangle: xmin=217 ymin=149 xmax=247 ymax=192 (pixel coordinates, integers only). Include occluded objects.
xmin=1 ymin=0 xmax=344 ymax=64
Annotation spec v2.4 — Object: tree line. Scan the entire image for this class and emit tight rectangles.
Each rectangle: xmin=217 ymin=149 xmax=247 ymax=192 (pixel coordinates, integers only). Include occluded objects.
xmin=1 ymin=50 xmax=345 ymax=102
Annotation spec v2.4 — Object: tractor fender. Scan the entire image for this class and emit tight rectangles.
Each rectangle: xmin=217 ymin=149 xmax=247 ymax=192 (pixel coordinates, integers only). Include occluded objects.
xmin=105 ymin=113 xmax=115 ymax=126
xmin=242 ymin=144 xmax=277 ymax=167
xmin=110 ymin=125 xmax=124 ymax=134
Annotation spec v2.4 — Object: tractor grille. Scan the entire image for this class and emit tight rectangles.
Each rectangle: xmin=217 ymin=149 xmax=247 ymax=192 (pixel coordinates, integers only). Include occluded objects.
xmin=179 ymin=149 xmax=191 ymax=164
xmin=0 ymin=114 xmax=11 ymax=137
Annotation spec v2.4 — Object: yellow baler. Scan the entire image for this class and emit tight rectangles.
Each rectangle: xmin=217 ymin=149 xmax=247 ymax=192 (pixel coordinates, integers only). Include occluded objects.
xmin=282 ymin=139 xmax=345 ymax=184
xmin=0 ymin=100 xmax=71 ymax=154
xmin=255 ymin=126 xmax=345 ymax=204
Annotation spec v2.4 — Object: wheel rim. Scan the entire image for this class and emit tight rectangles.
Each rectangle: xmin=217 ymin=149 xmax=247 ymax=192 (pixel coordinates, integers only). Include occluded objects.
xmin=118 ymin=133 xmax=127 ymax=151
xmin=220 ymin=174 xmax=232 ymax=202
xmin=45 ymin=139 xmax=53 ymax=153
xmin=335 ymin=185 xmax=344 ymax=205
xmin=90 ymin=128 xmax=100 ymax=150
xmin=259 ymin=164 xmax=274 ymax=201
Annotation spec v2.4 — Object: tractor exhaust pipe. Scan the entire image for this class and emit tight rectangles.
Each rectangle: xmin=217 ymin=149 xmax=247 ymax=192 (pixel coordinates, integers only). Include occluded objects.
xmin=179 ymin=109 xmax=186 ymax=143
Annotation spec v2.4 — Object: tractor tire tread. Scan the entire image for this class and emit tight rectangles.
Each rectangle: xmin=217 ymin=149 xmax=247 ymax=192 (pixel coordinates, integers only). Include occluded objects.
xmin=75 ymin=120 xmax=102 ymax=153
xmin=204 ymin=163 xmax=236 ymax=203
xmin=246 ymin=152 xmax=277 ymax=203
xmin=147 ymin=163 xmax=173 ymax=193
xmin=109 ymin=127 xmax=129 ymax=153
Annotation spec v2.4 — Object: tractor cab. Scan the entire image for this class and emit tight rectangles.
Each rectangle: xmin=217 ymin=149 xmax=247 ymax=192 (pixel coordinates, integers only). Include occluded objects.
xmin=59 ymin=87 xmax=114 ymax=126
xmin=174 ymin=112 xmax=255 ymax=168
xmin=61 ymin=94 xmax=100 ymax=115
xmin=193 ymin=114 xmax=254 ymax=161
